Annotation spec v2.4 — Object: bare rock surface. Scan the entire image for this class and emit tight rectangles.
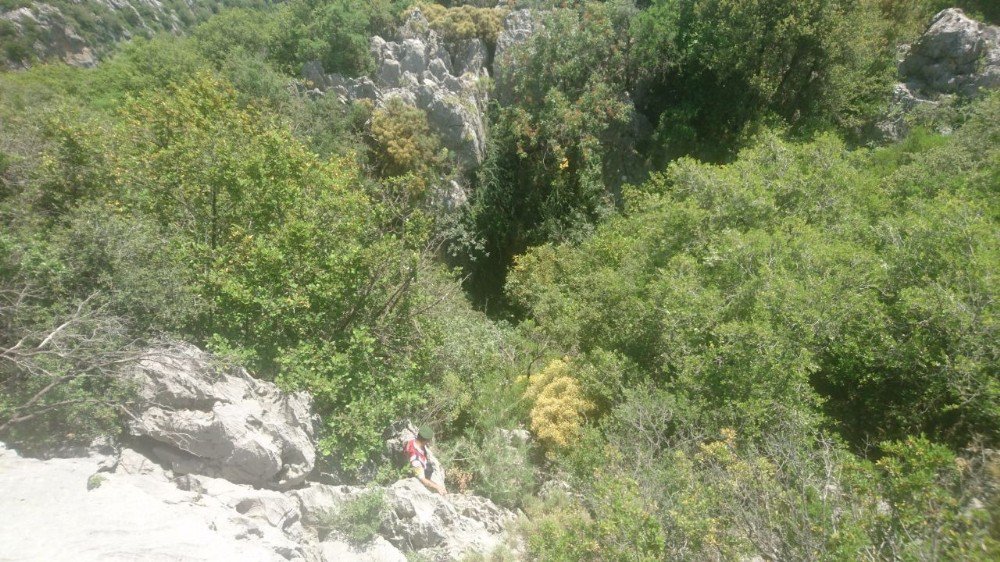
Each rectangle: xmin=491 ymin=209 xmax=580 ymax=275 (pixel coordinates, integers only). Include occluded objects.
xmin=899 ymin=8 xmax=1000 ymax=97
xmin=382 ymin=478 xmax=516 ymax=559
xmin=129 ymin=342 xmax=316 ymax=490
xmin=0 ymin=0 xmax=200 ymax=68
xmin=292 ymin=482 xmax=367 ymax=526
xmin=872 ymin=8 xmax=1000 ymax=142
xmin=320 ymin=537 xmax=407 ymax=562
xmin=0 ymin=444 xmax=303 ymax=562
xmin=0 ymin=344 xmax=515 ymax=561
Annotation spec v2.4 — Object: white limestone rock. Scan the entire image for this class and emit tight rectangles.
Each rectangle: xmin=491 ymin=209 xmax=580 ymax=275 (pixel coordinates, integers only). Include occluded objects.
xmin=0 ymin=445 xmax=306 ymax=561
xmin=381 ymin=478 xmax=515 ymax=559
xmin=899 ymin=8 xmax=1000 ymax=97
xmin=129 ymin=342 xmax=317 ymax=490
xmin=320 ymin=536 xmax=407 ymax=562
xmin=869 ymin=8 xmax=1000 ymax=143
xmin=303 ymin=8 xmax=490 ymax=182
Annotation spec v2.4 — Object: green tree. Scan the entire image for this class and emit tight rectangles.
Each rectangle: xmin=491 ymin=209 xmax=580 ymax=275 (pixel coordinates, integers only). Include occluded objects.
xmin=508 ymin=95 xmax=999 ymax=447
xmin=276 ymin=0 xmax=405 ymax=75
xmin=108 ymin=73 xmax=435 ymax=471
xmin=632 ymin=0 xmax=895 ymax=162
xmin=468 ymin=0 xmax=640 ymax=303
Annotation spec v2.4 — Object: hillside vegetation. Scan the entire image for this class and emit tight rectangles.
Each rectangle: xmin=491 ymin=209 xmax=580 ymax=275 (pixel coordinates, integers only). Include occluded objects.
xmin=1 ymin=1 xmax=997 ymax=559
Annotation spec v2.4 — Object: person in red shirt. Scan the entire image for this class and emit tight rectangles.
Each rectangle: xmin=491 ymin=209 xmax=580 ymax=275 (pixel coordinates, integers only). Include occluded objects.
xmin=405 ymin=425 xmax=447 ymax=496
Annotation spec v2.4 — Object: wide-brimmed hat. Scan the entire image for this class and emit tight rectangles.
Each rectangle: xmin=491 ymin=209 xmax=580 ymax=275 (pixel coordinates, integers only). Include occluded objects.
xmin=418 ymin=425 xmax=435 ymax=441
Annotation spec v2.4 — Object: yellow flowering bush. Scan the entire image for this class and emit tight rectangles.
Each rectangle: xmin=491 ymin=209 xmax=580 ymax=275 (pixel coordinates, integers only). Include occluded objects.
xmin=525 ymin=359 xmax=593 ymax=451
xmin=368 ymin=98 xmax=442 ymax=183
xmin=414 ymin=3 xmax=506 ymax=46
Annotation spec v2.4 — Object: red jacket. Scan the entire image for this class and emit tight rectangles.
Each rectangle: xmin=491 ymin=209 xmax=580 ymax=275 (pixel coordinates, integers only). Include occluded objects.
xmin=404 ymin=439 xmax=428 ymax=470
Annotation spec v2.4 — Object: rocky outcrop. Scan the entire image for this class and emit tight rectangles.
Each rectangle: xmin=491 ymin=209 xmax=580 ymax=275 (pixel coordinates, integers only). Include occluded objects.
xmin=0 ymin=444 xmax=314 ymax=561
xmin=899 ymin=8 xmax=1000 ymax=98
xmin=0 ymin=344 xmax=516 ymax=561
xmin=293 ymin=479 xmax=517 ymax=561
xmin=0 ymin=1 xmax=216 ymax=69
xmin=307 ymin=9 xmax=489 ymax=178
xmin=128 ymin=342 xmax=316 ymax=490
xmin=871 ymin=8 xmax=1000 ymax=142
xmin=303 ymin=7 xmax=546 ymax=206
xmin=1 ymin=4 xmax=96 ymax=67
xmin=381 ymin=478 xmax=516 ymax=559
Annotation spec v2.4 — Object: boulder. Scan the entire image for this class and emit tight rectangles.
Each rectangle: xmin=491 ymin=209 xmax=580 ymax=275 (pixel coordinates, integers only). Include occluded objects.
xmin=381 ymin=478 xmax=515 ymax=559
xmin=869 ymin=8 xmax=999 ymax=142
xmin=899 ymin=8 xmax=1000 ymax=97
xmin=291 ymin=483 xmax=367 ymax=526
xmin=128 ymin=342 xmax=316 ymax=490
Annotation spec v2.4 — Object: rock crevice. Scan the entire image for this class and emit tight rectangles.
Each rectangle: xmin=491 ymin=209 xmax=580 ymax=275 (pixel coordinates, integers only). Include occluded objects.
xmin=0 ymin=343 xmax=516 ymax=562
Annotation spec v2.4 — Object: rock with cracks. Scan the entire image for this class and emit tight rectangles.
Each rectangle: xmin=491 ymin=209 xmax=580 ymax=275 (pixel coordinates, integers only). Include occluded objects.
xmin=870 ymin=8 xmax=1000 ymax=142
xmin=129 ymin=342 xmax=316 ymax=490
xmin=899 ymin=8 xmax=1000 ymax=98
xmin=382 ymin=478 xmax=516 ymax=560
xmin=1 ymin=343 xmax=514 ymax=561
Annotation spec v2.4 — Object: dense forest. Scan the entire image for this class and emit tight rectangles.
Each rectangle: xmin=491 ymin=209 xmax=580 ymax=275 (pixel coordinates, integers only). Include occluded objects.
xmin=1 ymin=0 xmax=998 ymax=559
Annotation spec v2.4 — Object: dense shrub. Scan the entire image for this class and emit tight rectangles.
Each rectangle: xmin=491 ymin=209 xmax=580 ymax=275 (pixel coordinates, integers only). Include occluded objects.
xmin=631 ymin=0 xmax=895 ymax=162
xmin=440 ymin=429 xmax=535 ymax=508
xmin=521 ymin=479 xmax=666 ymax=561
xmin=415 ymin=3 xmax=506 ymax=45
xmin=368 ymin=98 xmax=444 ymax=183
xmin=0 ymin=230 xmax=137 ymax=449
xmin=275 ymin=0 xmax=411 ymax=75
xmin=467 ymin=0 xmax=639 ymax=301
xmin=508 ymin=96 xmax=1000 ymax=446
xmin=524 ymin=359 xmax=593 ymax=452
xmin=320 ymin=489 xmax=389 ymax=544
xmin=99 ymin=73 xmax=437 ymax=472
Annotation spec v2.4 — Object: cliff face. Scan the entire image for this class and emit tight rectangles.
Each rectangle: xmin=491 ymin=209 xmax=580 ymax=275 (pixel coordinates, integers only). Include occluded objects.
xmin=0 ymin=343 xmax=516 ymax=562
xmin=0 ymin=0 xmax=248 ymax=69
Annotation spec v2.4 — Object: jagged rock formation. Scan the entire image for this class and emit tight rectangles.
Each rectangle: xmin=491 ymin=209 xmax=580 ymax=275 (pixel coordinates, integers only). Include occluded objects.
xmin=381 ymin=479 xmax=516 ymax=558
xmin=899 ymin=8 xmax=999 ymax=98
xmin=872 ymin=8 xmax=1000 ymax=142
xmin=305 ymin=9 xmax=490 ymax=177
xmin=303 ymin=7 xmax=541 ymax=204
xmin=128 ymin=343 xmax=317 ymax=491
xmin=0 ymin=344 xmax=516 ymax=561
xmin=294 ymin=480 xmax=517 ymax=561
